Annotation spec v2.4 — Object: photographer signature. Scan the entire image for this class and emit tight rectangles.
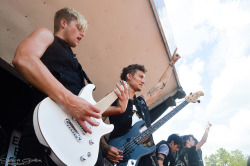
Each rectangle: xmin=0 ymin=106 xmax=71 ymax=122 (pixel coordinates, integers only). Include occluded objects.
xmin=0 ymin=158 xmax=42 ymax=165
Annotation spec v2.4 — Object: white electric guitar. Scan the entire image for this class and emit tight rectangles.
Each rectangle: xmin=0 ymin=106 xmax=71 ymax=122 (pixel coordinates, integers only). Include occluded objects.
xmin=33 ymin=83 xmax=127 ymax=166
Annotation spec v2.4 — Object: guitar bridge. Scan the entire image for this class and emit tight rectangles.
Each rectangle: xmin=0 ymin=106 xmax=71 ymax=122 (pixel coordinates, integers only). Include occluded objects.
xmin=64 ymin=118 xmax=82 ymax=142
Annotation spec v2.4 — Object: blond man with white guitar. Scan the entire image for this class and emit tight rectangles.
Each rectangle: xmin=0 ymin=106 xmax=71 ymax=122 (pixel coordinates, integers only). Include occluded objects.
xmin=13 ymin=7 xmax=128 ymax=166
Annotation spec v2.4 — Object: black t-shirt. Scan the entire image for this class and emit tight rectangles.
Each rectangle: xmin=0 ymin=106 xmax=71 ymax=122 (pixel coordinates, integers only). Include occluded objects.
xmin=185 ymin=146 xmax=200 ymax=166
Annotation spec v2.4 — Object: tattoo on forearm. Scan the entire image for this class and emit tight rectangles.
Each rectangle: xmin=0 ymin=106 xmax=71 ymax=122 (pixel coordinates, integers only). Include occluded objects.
xmin=102 ymin=145 xmax=111 ymax=157
xmin=149 ymin=87 xmax=159 ymax=96
xmin=160 ymin=82 xmax=166 ymax=90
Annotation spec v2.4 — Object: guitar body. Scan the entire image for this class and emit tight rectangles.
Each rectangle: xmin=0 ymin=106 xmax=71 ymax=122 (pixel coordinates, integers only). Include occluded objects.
xmin=108 ymin=120 xmax=156 ymax=166
xmin=33 ymin=84 xmax=114 ymax=166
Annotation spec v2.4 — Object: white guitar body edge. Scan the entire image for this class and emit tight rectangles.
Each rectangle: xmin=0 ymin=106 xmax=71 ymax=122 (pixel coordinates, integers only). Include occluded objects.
xmin=33 ymin=84 xmax=114 ymax=166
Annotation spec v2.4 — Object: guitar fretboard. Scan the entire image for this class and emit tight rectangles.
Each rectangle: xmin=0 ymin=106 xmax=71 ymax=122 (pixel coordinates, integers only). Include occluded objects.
xmin=95 ymin=91 xmax=117 ymax=114
xmin=133 ymin=100 xmax=189 ymax=144
xmin=104 ymin=158 xmax=115 ymax=166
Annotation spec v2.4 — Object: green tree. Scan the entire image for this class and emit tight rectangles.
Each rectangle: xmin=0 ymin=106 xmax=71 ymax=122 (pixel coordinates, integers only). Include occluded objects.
xmin=205 ymin=148 xmax=248 ymax=166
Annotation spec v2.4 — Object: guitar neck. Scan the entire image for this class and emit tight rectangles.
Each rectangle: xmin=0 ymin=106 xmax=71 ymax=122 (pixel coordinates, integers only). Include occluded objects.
xmin=134 ymin=100 xmax=189 ymax=144
xmin=95 ymin=91 xmax=118 ymax=114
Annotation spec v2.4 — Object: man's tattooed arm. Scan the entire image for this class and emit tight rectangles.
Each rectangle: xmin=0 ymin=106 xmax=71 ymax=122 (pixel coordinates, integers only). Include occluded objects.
xmin=160 ymin=82 xmax=166 ymax=90
xmin=148 ymin=86 xmax=159 ymax=96
xmin=149 ymin=82 xmax=166 ymax=97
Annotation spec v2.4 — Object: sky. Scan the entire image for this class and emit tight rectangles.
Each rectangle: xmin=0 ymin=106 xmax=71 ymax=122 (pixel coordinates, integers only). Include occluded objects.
xmin=152 ymin=0 xmax=250 ymax=158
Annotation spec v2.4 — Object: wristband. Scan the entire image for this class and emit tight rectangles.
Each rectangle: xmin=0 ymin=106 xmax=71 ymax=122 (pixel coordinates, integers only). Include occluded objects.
xmin=157 ymin=157 xmax=164 ymax=161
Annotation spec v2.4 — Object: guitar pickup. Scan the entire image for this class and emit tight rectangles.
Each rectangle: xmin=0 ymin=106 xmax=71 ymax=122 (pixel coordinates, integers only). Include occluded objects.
xmin=64 ymin=118 xmax=82 ymax=142
xmin=72 ymin=117 xmax=87 ymax=135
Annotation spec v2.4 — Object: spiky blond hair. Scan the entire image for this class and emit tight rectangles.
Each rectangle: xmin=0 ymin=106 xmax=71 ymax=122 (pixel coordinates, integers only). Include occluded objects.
xmin=54 ymin=7 xmax=87 ymax=32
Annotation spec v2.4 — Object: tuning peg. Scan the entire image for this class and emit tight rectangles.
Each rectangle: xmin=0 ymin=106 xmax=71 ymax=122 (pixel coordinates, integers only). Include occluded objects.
xmin=197 ymin=100 xmax=200 ymax=103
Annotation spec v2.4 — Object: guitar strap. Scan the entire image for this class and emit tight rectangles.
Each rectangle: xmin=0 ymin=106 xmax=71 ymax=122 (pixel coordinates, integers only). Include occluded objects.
xmin=134 ymin=96 xmax=158 ymax=165
xmin=81 ymin=69 xmax=93 ymax=85
xmin=134 ymin=96 xmax=152 ymax=128
xmin=77 ymin=62 xmax=93 ymax=85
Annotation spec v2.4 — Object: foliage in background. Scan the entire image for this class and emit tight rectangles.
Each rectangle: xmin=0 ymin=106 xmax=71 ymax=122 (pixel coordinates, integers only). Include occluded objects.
xmin=204 ymin=148 xmax=249 ymax=166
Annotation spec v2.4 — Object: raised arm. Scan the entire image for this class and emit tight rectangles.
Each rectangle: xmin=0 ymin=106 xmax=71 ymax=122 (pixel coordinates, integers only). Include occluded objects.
xmin=196 ymin=121 xmax=212 ymax=151
xmin=143 ymin=48 xmax=181 ymax=106
xmin=12 ymin=28 xmax=101 ymax=133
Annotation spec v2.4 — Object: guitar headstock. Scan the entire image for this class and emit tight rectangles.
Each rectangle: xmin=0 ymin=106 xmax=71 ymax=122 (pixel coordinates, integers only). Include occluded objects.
xmin=185 ymin=91 xmax=204 ymax=103
xmin=120 ymin=80 xmax=129 ymax=89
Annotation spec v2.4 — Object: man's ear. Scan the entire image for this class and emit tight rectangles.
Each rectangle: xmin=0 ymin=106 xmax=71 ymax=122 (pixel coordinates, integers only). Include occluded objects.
xmin=126 ymin=73 xmax=132 ymax=80
xmin=60 ymin=18 xmax=67 ymax=29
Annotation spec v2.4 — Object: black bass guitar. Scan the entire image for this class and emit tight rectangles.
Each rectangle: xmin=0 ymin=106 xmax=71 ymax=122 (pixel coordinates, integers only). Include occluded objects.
xmin=106 ymin=91 xmax=204 ymax=166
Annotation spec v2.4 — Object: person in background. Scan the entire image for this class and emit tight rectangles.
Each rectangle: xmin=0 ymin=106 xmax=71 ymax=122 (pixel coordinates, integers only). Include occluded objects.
xmin=182 ymin=121 xmax=212 ymax=166
xmin=156 ymin=134 xmax=183 ymax=166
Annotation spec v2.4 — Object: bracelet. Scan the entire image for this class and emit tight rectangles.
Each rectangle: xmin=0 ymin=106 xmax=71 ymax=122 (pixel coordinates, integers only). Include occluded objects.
xmin=169 ymin=62 xmax=174 ymax=67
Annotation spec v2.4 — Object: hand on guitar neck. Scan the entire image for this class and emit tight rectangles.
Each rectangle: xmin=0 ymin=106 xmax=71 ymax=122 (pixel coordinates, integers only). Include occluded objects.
xmin=102 ymin=81 xmax=129 ymax=117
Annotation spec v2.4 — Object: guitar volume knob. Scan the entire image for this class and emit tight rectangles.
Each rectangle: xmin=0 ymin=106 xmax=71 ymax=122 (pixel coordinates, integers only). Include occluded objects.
xmin=80 ymin=155 xmax=86 ymax=161
xmin=89 ymin=139 xmax=94 ymax=145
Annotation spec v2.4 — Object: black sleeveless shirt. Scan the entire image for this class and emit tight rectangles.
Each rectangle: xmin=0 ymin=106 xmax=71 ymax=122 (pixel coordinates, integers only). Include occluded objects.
xmin=109 ymin=95 xmax=152 ymax=139
xmin=33 ymin=36 xmax=90 ymax=105
xmin=109 ymin=96 xmax=157 ymax=166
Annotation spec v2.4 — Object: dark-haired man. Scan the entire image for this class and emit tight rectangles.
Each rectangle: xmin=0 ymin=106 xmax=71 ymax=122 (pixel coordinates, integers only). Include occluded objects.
xmin=156 ymin=134 xmax=183 ymax=166
xmin=102 ymin=48 xmax=181 ymax=166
